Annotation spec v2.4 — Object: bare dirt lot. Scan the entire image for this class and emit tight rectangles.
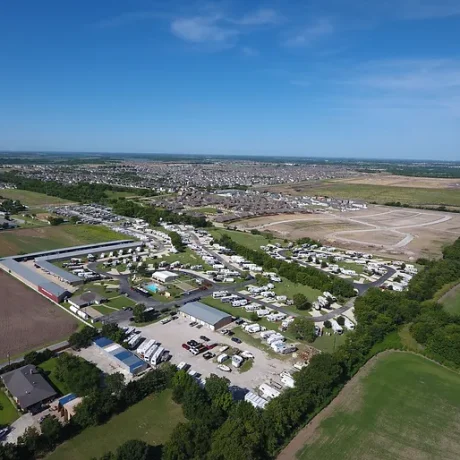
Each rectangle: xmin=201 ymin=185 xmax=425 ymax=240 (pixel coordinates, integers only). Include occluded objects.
xmin=0 ymin=272 xmax=78 ymax=359
xmin=338 ymin=174 xmax=460 ymax=189
xmin=235 ymin=206 xmax=460 ymax=260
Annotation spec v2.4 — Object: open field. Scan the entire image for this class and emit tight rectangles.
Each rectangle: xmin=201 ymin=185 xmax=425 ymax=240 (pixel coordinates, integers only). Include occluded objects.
xmin=265 ymin=176 xmax=460 ymax=209
xmin=46 ymin=390 xmax=184 ymax=460
xmin=0 ymin=224 xmax=128 ymax=257
xmin=0 ymin=272 xmax=78 ymax=360
xmin=0 ymin=189 xmax=72 ymax=207
xmin=334 ymin=174 xmax=460 ymax=189
xmin=0 ymin=390 xmax=20 ymax=426
xmin=279 ymin=352 xmax=460 ymax=460
xmin=209 ymin=228 xmax=283 ymax=251
xmin=440 ymin=283 xmax=460 ymax=316
xmin=234 ymin=206 xmax=460 ymax=260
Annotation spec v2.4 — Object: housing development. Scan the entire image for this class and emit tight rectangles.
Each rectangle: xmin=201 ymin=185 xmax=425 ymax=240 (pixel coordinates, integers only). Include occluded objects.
xmin=0 ymin=154 xmax=460 ymax=460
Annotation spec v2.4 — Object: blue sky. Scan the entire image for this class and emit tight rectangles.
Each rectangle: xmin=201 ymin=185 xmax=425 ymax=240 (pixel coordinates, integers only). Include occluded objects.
xmin=1 ymin=0 xmax=459 ymax=160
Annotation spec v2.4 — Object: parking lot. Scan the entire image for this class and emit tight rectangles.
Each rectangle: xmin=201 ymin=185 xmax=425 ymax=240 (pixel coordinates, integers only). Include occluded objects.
xmin=137 ymin=317 xmax=288 ymax=391
xmin=72 ymin=345 xmax=135 ymax=381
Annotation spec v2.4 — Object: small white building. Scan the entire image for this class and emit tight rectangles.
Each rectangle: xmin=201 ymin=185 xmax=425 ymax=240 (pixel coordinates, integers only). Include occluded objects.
xmin=152 ymin=270 xmax=179 ymax=283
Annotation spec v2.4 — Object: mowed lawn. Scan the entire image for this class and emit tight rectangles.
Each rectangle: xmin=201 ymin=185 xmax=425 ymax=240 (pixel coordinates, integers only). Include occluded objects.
xmin=291 ymin=182 xmax=460 ymax=208
xmin=47 ymin=390 xmax=184 ymax=460
xmin=0 ymin=390 xmax=20 ymax=426
xmin=209 ymin=228 xmax=283 ymax=251
xmin=0 ymin=225 xmax=128 ymax=257
xmin=296 ymin=352 xmax=460 ymax=460
xmin=0 ymin=189 xmax=72 ymax=207
xmin=441 ymin=283 xmax=460 ymax=316
xmin=38 ymin=358 xmax=70 ymax=395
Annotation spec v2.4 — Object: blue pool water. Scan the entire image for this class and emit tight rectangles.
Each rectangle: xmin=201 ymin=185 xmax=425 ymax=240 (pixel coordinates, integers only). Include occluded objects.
xmin=146 ymin=283 xmax=159 ymax=293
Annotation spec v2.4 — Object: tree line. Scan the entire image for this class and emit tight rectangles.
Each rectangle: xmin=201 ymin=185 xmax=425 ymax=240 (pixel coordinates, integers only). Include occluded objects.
xmin=218 ymin=234 xmax=355 ymax=297
xmin=112 ymin=199 xmax=210 ymax=228
xmin=0 ymin=173 xmax=155 ymax=204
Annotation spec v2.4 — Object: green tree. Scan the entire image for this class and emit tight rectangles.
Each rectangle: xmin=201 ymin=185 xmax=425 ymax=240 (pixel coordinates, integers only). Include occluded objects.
xmin=336 ymin=316 xmax=345 ymax=326
xmin=163 ymin=422 xmax=212 ymax=460
xmin=115 ymin=440 xmax=156 ymax=460
xmin=208 ymin=402 xmax=265 ymax=460
xmin=105 ymin=372 xmax=125 ymax=395
xmin=40 ymin=415 xmax=63 ymax=449
xmin=205 ymin=374 xmax=233 ymax=412
xmin=288 ymin=317 xmax=317 ymax=342
xmin=17 ymin=426 xmax=41 ymax=454
xmin=133 ymin=304 xmax=146 ymax=323
xmin=249 ymin=312 xmax=259 ymax=322
xmin=292 ymin=293 xmax=312 ymax=311
xmin=324 ymin=320 xmax=332 ymax=329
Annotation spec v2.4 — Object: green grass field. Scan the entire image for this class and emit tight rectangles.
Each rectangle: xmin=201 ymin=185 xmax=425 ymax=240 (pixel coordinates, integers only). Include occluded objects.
xmin=0 ymin=224 xmax=129 ymax=257
xmin=160 ymin=248 xmax=211 ymax=268
xmin=46 ymin=390 xmax=184 ymax=460
xmin=190 ymin=207 xmax=218 ymax=214
xmin=93 ymin=304 xmax=118 ymax=316
xmin=274 ymin=279 xmax=321 ymax=304
xmin=0 ymin=391 xmax=20 ymax=426
xmin=296 ymin=352 xmax=460 ymax=460
xmin=309 ymin=332 xmax=348 ymax=353
xmin=105 ymin=296 xmax=136 ymax=309
xmin=39 ymin=358 xmax=70 ymax=395
xmin=441 ymin=284 xmax=460 ymax=316
xmin=0 ymin=189 xmax=72 ymax=207
xmin=289 ymin=182 xmax=460 ymax=208
xmin=209 ymin=228 xmax=283 ymax=251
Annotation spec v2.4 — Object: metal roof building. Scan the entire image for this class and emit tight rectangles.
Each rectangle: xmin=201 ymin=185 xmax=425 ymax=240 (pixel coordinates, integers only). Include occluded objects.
xmin=180 ymin=301 xmax=232 ymax=330
xmin=0 ymin=258 xmax=69 ymax=302
xmin=94 ymin=337 xmax=148 ymax=375
xmin=12 ymin=240 xmax=135 ymax=261
xmin=34 ymin=259 xmax=82 ymax=284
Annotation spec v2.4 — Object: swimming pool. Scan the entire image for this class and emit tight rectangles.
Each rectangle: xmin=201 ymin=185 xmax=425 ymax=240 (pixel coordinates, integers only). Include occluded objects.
xmin=146 ymin=283 xmax=159 ymax=293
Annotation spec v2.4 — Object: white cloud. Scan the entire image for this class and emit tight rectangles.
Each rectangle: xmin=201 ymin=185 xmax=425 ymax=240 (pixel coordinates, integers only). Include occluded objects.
xmin=171 ymin=16 xmax=238 ymax=44
xmin=285 ymin=18 xmax=334 ymax=47
xmin=234 ymin=8 xmax=281 ymax=26
xmin=241 ymin=46 xmax=259 ymax=56
xmin=355 ymin=59 xmax=460 ymax=91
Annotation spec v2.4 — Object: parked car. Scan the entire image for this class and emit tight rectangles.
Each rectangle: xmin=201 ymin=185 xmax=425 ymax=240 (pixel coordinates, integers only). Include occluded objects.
xmin=203 ymin=352 xmax=215 ymax=360
xmin=189 ymin=321 xmax=198 ymax=327
xmin=206 ymin=343 xmax=217 ymax=350
xmin=231 ymin=337 xmax=242 ymax=344
xmin=190 ymin=348 xmax=200 ymax=356
xmin=235 ymin=319 xmax=245 ymax=325
xmin=182 ymin=343 xmax=190 ymax=350
xmin=200 ymin=335 xmax=210 ymax=342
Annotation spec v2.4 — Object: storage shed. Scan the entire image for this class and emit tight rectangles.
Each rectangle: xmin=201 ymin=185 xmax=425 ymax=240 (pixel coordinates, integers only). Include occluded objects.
xmin=179 ymin=301 xmax=232 ymax=330
xmin=94 ymin=337 xmax=148 ymax=375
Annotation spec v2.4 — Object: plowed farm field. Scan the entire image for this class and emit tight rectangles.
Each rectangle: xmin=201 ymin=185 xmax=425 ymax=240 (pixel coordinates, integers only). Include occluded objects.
xmin=0 ymin=272 xmax=77 ymax=360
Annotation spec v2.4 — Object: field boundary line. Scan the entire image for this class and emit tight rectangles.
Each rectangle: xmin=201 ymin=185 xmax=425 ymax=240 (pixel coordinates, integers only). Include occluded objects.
xmin=276 ymin=348 xmax=460 ymax=460
xmin=0 ymin=267 xmax=93 ymax=328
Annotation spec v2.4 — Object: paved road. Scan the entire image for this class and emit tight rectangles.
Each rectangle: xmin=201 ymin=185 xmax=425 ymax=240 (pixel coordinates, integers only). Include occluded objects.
xmin=0 ymin=341 xmax=69 ymax=370
xmin=277 ymin=249 xmax=395 ymax=294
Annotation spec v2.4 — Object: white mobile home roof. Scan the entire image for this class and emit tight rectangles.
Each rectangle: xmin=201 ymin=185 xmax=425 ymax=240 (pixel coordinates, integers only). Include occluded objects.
xmin=180 ymin=301 xmax=231 ymax=326
xmin=244 ymin=392 xmax=268 ymax=409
